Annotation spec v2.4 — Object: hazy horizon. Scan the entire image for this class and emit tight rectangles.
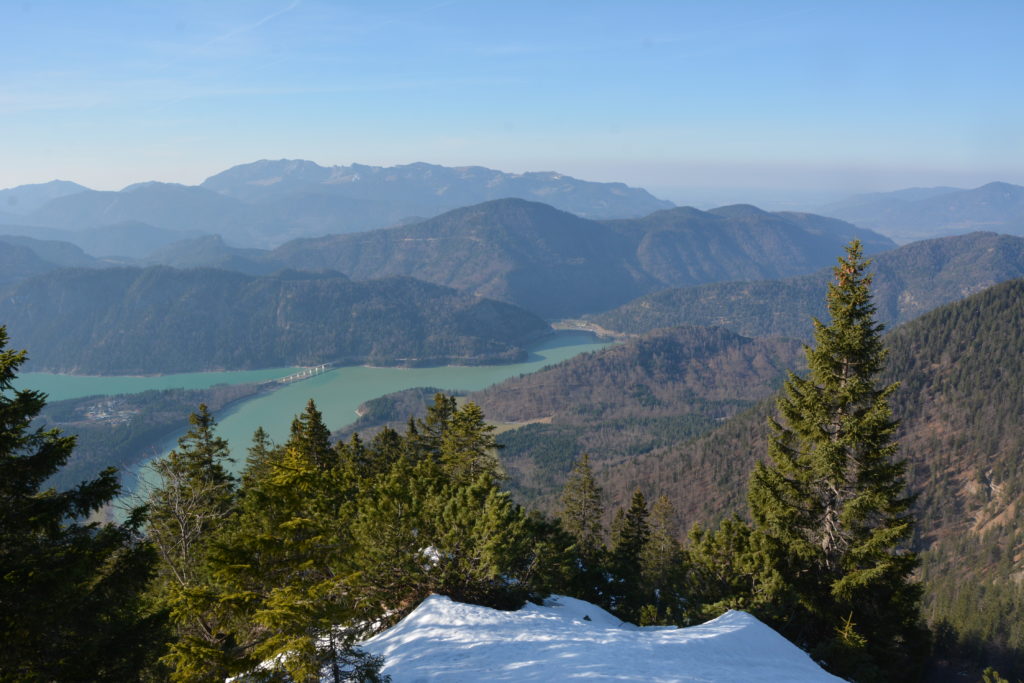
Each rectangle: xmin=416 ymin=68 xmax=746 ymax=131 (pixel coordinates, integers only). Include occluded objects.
xmin=3 ymin=1 xmax=1022 ymax=201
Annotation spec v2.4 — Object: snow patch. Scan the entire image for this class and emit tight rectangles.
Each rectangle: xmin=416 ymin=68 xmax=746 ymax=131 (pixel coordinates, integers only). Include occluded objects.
xmin=359 ymin=594 xmax=844 ymax=681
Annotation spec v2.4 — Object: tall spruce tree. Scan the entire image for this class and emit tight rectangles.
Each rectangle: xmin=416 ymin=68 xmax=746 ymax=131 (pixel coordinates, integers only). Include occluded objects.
xmin=349 ymin=395 xmax=549 ymax=617
xmin=215 ymin=400 xmax=385 ymax=682
xmin=0 ymin=326 xmax=160 ymax=680
xmin=146 ymin=404 xmax=239 ymax=682
xmin=439 ymin=401 xmax=503 ymax=484
xmin=559 ymin=454 xmax=607 ymax=604
xmin=746 ymin=241 xmax=926 ymax=680
xmin=609 ymin=489 xmax=650 ymax=622
xmin=560 ymin=454 xmax=605 ymax=559
xmin=638 ymin=495 xmax=688 ymax=625
xmin=289 ymin=398 xmax=336 ymax=471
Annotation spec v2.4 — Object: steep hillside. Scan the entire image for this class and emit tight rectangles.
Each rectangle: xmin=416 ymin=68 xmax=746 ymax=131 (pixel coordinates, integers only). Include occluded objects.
xmin=592 ymin=278 xmax=1024 ymax=674
xmin=822 ymin=182 xmax=1024 ymax=242
xmin=0 ymin=241 xmax=61 ymax=286
xmin=271 ymin=199 xmax=893 ymax=319
xmin=335 ymin=326 xmax=803 ymax=509
xmin=472 ymin=326 xmax=802 ymax=507
xmin=591 ymin=232 xmax=1024 ymax=340
xmin=271 ymin=198 xmax=657 ymax=319
xmin=0 ymin=267 xmax=550 ymax=374
xmin=599 ymin=277 xmax=1024 ymax=528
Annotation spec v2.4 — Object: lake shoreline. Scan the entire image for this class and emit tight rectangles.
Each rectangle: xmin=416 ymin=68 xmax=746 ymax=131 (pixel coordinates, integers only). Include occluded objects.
xmin=36 ymin=330 xmax=616 ymax=510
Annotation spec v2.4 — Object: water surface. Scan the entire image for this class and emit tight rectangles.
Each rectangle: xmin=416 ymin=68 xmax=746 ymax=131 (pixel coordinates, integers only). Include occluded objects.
xmin=212 ymin=331 xmax=611 ymax=461
xmin=29 ymin=331 xmax=613 ymax=491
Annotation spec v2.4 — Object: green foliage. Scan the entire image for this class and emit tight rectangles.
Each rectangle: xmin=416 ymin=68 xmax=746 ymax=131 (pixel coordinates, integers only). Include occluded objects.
xmin=608 ymin=490 xmax=651 ymax=622
xmin=439 ymin=401 xmax=503 ymax=484
xmin=0 ymin=325 xmax=160 ymax=681
xmin=351 ymin=394 xmax=555 ymax=613
xmin=145 ymin=404 xmax=240 ymax=681
xmin=587 ymin=274 xmax=1024 ymax=676
xmin=144 ymin=393 xmax=564 ymax=680
xmin=638 ymin=496 xmax=689 ymax=625
xmin=687 ymin=517 xmax=762 ymax=616
xmin=217 ymin=400 xmax=363 ymax=681
xmin=982 ymin=667 xmax=1011 ymax=683
xmin=744 ymin=241 xmax=927 ymax=680
xmin=560 ymin=454 xmax=605 ymax=566
xmin=426 ymin=474 xmax=537 ymax=609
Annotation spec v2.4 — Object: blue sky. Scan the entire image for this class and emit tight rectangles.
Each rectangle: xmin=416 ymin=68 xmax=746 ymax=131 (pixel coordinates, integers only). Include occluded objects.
xmin=2 ymin=0 xmax=1022 ymax=204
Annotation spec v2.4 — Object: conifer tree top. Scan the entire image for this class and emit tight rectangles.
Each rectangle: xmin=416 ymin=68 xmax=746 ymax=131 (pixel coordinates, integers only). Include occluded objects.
xmin=744 ymin=239 xmax=924 ymax=680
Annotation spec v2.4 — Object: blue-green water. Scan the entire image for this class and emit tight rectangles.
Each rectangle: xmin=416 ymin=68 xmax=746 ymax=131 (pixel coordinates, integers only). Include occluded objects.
xmin=209 ymin=331 xmax=611 ymax=459
xmin=24 ymin=331 xmax=612 ymax=489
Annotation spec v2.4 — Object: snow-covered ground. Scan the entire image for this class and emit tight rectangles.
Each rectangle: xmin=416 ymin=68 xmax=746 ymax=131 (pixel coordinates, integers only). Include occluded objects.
xmin=360 ymin=594 xmax=844 ymax=682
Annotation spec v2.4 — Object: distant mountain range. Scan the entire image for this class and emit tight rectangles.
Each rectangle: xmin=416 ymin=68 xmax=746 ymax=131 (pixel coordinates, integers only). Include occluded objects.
xmin=821 ymin=181 xmax=1024 ymax=243
xmin=1 ymin=196 xmax=893 ymax=320
xmin=590 ymin=231 xmax=1024 ymax=339
xmin=0 ymin=179 xmax=89 ymax=215
xmin=267 ymin=199 xmax=893 ymax=318
xmin=0 ymin=234 xmax=106 ymax=286
xmin=0 ymin=267 xmax=550 ymax=374
xmin=5 ymin=171 xmax=1024 ymax=255
xmin=0 ymin=160 xmax=674 ymax=250
xmin=202 ymin=159 xmax=675 ymax=219
xmin=1 ymin=220 xmax=200 ymax=259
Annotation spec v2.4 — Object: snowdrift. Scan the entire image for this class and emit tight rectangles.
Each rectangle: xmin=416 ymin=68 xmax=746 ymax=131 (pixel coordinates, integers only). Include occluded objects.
xmin=360 ymin=594 xmax=844 ymax=681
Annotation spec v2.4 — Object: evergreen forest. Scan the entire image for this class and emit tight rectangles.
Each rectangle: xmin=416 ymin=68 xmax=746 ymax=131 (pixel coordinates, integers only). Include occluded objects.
xmin=0 ymin=267 xmax=549 ymax=374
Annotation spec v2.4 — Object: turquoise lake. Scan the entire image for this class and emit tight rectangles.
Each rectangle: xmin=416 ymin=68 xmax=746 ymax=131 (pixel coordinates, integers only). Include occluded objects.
xmin=199 ymin=331 xmax=611 ymax=465
xmin=23 ymin=331 xmax=612 ymax=485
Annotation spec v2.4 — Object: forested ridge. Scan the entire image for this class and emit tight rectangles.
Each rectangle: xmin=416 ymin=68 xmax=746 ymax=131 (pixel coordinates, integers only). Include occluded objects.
xmin=335 ymin=326 xmax=804 ymax=511
xmin=591 ymin=231 xmax=1024 ymax=340
xmin=593 ymin=276 xmax=1024 ymax=677
xmin=885 ymin=278 xmax=1024 ymax=675
xmin=0 ymin=266 xmax=550 ymax=374
xmin=469 ymin=326 xmax=804 ymax=509
xmin=269 ymin=198 xmax=892 ymax=319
